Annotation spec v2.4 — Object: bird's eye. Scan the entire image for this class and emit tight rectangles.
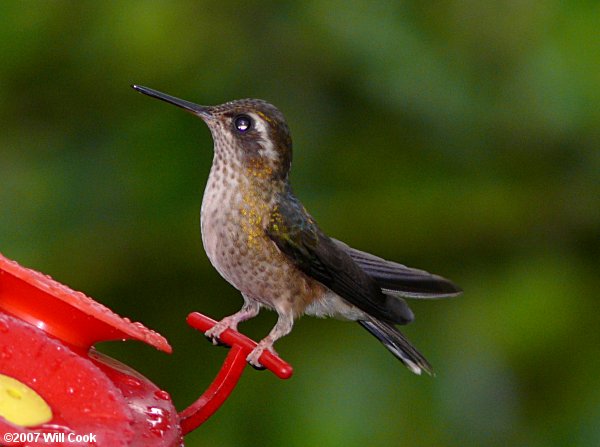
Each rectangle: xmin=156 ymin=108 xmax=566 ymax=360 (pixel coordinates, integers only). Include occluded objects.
xmin=234 ymin=115 xmax=252 ymax=132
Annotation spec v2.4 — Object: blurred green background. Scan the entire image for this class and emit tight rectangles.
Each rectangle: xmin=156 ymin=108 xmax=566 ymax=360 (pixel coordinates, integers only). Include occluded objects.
xmin=1 ymin=1 xmax=599 ymax=446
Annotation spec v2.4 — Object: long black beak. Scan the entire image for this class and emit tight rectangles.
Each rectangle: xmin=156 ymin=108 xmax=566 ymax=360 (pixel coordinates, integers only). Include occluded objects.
xmin=131 ymin=84 xmax=212 ymax=119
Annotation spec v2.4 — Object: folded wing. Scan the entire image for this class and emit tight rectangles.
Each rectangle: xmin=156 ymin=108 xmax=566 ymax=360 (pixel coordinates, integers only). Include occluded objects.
xmin=266 ymin=193 xmax=412 ymax=324
xmin=332 ymin=239 xmax=462 ymax=299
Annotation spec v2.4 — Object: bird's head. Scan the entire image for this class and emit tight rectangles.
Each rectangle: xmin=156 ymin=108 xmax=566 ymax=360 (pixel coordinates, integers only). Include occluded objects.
xmin=132 ymin=85 xmax=293 ymax=181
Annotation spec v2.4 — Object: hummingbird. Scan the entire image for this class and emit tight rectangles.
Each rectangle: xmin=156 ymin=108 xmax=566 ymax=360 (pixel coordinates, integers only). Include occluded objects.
xmin=132 ymin=84 xmax=461 ymax=375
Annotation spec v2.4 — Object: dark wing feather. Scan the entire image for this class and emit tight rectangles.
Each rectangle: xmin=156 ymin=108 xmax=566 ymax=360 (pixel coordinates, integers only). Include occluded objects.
xmin=266 ymin=193 xmax=408 ymax=324
xmin=333 ymin=239 xmax=462 ymax=298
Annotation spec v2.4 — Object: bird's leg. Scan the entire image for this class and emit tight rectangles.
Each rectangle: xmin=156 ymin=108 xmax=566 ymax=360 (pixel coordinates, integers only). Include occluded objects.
xmin=247 ymin=310 xmax=294 ymax=368
xmin=205 ymin=296 xmax=260 ymax=344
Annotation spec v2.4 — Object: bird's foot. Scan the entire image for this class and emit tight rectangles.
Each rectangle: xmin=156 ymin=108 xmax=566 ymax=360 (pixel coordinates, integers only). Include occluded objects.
xmin=204 ymin=317 xmax=238 ymax=346
xmin=246 ymin=341 xmax=278 ymax=370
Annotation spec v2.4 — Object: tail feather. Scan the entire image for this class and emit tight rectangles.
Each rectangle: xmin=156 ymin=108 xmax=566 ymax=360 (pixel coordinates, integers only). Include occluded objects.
xmin=358 ymin=318 xmax=433 ymax=375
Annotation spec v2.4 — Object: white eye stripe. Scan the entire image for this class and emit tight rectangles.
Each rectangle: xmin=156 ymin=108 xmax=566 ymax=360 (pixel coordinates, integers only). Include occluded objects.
xmin=246 ymin=112 xmax=278 ymax=160
xmin=247 ymin=112 xmax=267 ymax=135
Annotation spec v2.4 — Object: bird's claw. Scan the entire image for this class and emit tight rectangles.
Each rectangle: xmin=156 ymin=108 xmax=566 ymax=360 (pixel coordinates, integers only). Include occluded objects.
xmin=246 ymin=343 xmax=277 ymax=370
xmin=205 ymin=320 xmax=281 ymax=371
xmin=204 ymin=321 xmax=233 ymax=347
xmin=249 ymin=362 xmax=267 ymax=371
xmin=246 ymin=349 xmax=265 ymax=369
xmin=203 ymin=332 xmax=229 ymax=347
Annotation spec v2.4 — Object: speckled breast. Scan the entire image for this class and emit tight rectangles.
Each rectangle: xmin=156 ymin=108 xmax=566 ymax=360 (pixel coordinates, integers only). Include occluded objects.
xmin=200 ymin=161 xmax=322 ymax=313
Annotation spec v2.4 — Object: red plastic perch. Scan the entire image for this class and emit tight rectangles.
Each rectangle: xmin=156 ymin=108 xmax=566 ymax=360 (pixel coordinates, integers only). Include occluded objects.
xmin=179 ymin=312 xmax=293 ymax=434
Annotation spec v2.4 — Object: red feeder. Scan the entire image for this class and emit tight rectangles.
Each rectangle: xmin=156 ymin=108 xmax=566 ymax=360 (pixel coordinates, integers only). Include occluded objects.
xmin=0 ymin=253 xmax=292 ymax=446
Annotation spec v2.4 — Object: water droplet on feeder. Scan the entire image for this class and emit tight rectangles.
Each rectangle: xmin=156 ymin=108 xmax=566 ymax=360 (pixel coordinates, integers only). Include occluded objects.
xmin=154 ymin=390 xmax=170 ymax=401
